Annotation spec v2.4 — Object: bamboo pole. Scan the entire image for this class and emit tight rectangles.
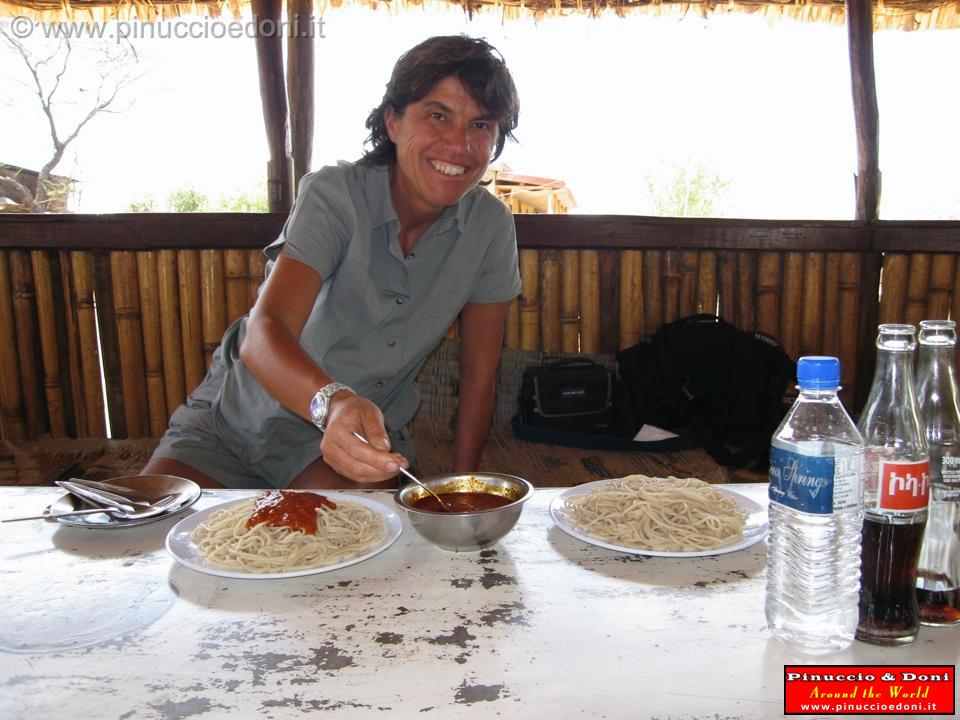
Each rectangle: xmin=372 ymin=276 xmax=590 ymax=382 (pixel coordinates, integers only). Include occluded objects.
xmin=878 ymin=253 xmax=909 ymax=325
xmin=59 ymin=251 xmax=86 ymax=436
xmin=70 ymin=251 xmax=106 ymax=437
xmin=540 ymin=250 xmax=562 ymax=352
xmin=0 ymin=251 xmax=26 ymax=441
xmin=846 ymin=0 xmax=880 ymax=222
xmin=678 ymin=250 xmax=698 ymax=319
xmin=178 ymin=250 xmax=206 ymax=393
xmin=779 ymin=252 xmax=804 ymax=361
xmin=643 ymin=250 xmax=663 ymax=336
xmin=157 ymin=249 xmax=186 ymax=416
xmin=855 ymin=252 xmax=883 ymax=411
xmin=696 ymin=251 xmax=718 ymax=316
xmin=137 ymin=252 xmax=169 ymax=436
xmin=736 ymin=252 xmax=756 ymax=330
xmin=253 ymin=0 xmax=293 ymax=212
xmin=838 ymin=253 xmax=862 ymax=409
xmin=619 ymin=250 xmax=643 ymax=349
xmin=718 ymin=251 xmax=736 ymax=323
xmin=505 ymin=297 xmax=520 ymax=349
xmin=756 ymin=252 xmax=782 ymax=341
xmin=800 ymin=252 xmax=825 ymax=357
xmin=249 ymin=250 xmax=267 ymax=308
xmin=519 ymin=249 xmax=540 ymax=351
xmin=822 ymin=253 xmax=841 ymax=358
xmin=579 ymin=250 xmax=600 ymax=354
xmin=904 ymin=253 xmax=931 ymax=327
xmin=200 ymin=250 xmax=227 ymax=369
xmin=661 ymin=250 xmax=680 ymax=325
xmin=10 ymin=251 xmax=45 ymax=438
xmin=561 ymin=249 xmax=580 ymax=352
xmin=110 ymin=252 xmax=149 ymax=438
xmin=951 ymin=261 xmax=960 ymax=331
xmin=286 ymin=0 xmax=314 ymax=189
xmin=598 ymin=251 xmax=620 ymax=352
xmin=94 ymin=252 xmax=126 ymax=437
xmin=926 ymin=254 xmax=955 ymax=321
xmin=30 ymin=250 xmax=67 ymax=438
xmin=225 ymin=249 xmax=250 ymax=325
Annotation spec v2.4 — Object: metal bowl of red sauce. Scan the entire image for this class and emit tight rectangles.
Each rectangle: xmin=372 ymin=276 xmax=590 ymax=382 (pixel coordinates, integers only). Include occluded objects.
xmin=394 ymin=472 xmax=534 ymax=552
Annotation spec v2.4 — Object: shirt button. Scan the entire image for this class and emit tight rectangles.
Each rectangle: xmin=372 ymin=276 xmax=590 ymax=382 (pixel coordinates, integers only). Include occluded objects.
xmin=396 ymin=297 xmax=405 ymax=305
xmin=387 ymin=339 xmax=397 ymax=347
xmin=408 ymin=252 xmax=416 ymax=259
xmin=376 ymin=380 xmax=385 ymax=387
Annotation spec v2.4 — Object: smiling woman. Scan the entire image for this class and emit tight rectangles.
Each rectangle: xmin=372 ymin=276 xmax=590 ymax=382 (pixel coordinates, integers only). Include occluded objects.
xmin=142 ymin=35 xmax=524 ymax=493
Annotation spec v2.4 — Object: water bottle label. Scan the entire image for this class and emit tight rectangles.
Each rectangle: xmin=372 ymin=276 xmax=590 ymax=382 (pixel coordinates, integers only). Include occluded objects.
xmin=876 ymin=459 xmax=930 ymax=513
xmin=941 ymin=454 xmax=960 ymax=489
xmin=769 ymin=447 xmax=859 ymax=514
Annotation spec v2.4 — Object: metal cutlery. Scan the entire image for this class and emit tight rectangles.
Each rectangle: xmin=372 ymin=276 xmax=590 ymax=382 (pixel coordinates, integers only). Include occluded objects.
xmin=2 ymin=494 xmax=178 ymax=523
xmin=56 ymin=480 xmax=154 ymax=513
xmin=351 ymin=431 xmax=454 ymax=512
xmin=63 ymin=477 xmax=157 ymax=504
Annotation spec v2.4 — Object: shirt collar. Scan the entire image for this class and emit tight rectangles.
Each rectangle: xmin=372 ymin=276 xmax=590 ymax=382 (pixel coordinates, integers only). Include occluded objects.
xmin=366 ymin=162 xmax=468 ymax=234
xmin=366 ymin=163 xmax=399 ymax=230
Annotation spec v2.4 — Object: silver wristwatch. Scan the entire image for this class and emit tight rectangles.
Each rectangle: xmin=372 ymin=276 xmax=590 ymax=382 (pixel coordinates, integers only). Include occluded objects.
xmin=309 ymin=382 xmax=354 ymax=431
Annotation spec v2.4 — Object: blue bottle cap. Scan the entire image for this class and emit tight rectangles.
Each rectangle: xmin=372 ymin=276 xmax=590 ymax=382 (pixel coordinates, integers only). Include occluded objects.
xmin=797 ymin=356 xmax=840 ymax=390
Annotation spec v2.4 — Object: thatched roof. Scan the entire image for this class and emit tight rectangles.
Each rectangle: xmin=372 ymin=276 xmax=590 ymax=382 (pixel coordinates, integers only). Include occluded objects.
xmin=1 ymin=0 xmax=958 ymax=30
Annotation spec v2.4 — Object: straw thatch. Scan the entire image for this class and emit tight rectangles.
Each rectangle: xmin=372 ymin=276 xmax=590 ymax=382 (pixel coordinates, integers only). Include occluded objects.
xmin=1 ymin=0 xmax=958 ymax=30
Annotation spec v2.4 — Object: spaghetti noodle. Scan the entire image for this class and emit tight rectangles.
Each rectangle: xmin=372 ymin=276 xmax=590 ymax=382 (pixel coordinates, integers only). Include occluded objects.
xmin=559 ymin=475 xmax=747 ymax=552
xmin=192 ymin=491 xmax=386 ymax=573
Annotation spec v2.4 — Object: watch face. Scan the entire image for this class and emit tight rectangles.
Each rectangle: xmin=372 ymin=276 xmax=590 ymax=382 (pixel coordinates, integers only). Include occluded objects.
xmin=310 ymin=392 xmax=328 ymax=427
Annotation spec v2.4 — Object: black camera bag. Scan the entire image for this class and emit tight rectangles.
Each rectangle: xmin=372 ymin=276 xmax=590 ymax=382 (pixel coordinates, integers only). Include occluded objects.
xmin=518 ymin=358 xmax=617 ymax=435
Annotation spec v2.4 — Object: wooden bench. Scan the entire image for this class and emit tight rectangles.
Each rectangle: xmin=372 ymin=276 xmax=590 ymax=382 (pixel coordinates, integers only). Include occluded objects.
xmin=0 ymin=340 xmax=737 ymax=487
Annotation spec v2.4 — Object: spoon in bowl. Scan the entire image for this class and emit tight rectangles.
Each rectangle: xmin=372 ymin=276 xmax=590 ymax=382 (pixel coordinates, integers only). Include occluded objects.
xmin=351 ymin=431 xmax=454 ymax=512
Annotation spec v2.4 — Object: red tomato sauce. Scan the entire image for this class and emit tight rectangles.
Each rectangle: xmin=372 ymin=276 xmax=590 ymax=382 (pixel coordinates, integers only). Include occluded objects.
xmin=412 ymin=492 xmax=513 ymax=513
xmin=246 ymin=490 xmax=337 ymax=534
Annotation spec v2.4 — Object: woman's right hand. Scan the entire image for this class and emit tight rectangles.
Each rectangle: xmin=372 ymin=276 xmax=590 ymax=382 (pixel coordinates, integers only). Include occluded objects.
xmin=319 ymin=392 xmax=408 ymax=483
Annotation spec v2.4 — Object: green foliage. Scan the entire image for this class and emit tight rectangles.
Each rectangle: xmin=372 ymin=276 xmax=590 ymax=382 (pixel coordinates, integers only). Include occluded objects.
xmin=128 ymin=194 xmax=156 ymax=213
xmin=166 ymin=187 xmax=208 ymax=213
xmin=645 ymin=162 xmax=730 ymax=218
xmin=215 ymin=184 xmax=269 ymax=213
xmin=156 ymin=184 xmax=268 ymax=213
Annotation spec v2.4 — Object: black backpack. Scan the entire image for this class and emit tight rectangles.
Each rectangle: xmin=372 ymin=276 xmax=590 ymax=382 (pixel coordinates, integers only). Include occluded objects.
xmin=616 ymin=314 xmax=796 ymax=469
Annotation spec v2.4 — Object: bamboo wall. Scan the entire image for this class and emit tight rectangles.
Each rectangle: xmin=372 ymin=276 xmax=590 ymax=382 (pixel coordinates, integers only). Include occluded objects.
xmin=0 ymin=247 xmax=266 ymax=442
xmin=1 ymin=216 xmax=958 ymax=441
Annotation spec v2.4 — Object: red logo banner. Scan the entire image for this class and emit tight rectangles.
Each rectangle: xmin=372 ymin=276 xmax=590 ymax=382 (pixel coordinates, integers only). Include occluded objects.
xmin=784 ymin=665 xmax=955 ymax=715
xmin=877 ymin=460 xmax=930 ymax=512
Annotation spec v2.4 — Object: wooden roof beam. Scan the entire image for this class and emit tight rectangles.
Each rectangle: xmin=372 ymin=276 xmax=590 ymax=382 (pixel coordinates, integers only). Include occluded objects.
xmin=252 ymin=0 xmax=293 ymax=212
xmin=287 ymin=0 xmax=315 ymax=191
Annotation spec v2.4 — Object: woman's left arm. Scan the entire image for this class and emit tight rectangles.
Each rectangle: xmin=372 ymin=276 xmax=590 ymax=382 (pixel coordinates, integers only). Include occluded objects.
xmin=453 ymin=300 xmax=509 ymax=472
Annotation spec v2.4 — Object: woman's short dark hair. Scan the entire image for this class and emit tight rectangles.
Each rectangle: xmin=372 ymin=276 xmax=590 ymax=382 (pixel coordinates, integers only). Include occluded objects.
xmin=361 ymin=35 xmax=519 ymax=166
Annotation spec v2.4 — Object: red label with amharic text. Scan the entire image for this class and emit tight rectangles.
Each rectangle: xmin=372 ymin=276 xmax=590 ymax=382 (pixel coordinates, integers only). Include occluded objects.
xmin=877 ymin=460 xmax=930 ymax=512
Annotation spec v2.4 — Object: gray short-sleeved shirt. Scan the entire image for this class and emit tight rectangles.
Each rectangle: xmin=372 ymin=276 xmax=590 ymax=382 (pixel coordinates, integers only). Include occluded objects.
xmin=153 ymin=161 xmax=521 ymax=488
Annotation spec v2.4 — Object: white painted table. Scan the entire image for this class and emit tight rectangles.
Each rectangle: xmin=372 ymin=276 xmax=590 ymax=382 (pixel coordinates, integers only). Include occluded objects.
xmin=1 ymin=485 xmax=957 ymax=720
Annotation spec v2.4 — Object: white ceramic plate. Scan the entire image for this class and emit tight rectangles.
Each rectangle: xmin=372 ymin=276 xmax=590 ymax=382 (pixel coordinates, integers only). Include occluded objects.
xmin=549 ymin=479 xmax=769 ymax=558
xmin=52 ymin=475 xmax=202 ymax=529
xmin=166 ymin=493 xmax=403 ymax=579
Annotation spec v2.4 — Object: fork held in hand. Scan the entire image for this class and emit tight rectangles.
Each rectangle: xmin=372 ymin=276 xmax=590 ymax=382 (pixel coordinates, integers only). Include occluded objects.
xmin=350 ymin=431 xmax=454 ymax=512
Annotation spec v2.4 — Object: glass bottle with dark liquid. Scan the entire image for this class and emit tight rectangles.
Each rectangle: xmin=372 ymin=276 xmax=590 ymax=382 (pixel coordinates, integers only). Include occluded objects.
xmin=856 ymin=324 xmax=930 ymax=645
xmin=914 ymin=320 xmax=960 ymax=626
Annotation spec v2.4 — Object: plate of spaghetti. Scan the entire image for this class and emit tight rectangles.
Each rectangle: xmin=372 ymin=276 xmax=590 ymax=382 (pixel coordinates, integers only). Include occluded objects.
xmin=166 ymin=490 xmax=402 ymax=579
xmin=550 ymin=475 xmax=767 ymax=557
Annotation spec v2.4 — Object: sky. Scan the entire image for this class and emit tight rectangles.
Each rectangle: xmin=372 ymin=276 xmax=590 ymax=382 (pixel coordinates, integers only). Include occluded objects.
xmin=0 ymin=6 xmax=958 ymax=219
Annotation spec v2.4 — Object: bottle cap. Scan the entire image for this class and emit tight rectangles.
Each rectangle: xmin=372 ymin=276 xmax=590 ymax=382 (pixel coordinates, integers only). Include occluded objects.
xmin=797 ymin=356 xmax=840 ymax=390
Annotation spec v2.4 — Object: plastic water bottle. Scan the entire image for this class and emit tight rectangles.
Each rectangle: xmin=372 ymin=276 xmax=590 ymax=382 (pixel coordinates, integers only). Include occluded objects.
xmin=766 ymin=356 xmax=865 ymax=654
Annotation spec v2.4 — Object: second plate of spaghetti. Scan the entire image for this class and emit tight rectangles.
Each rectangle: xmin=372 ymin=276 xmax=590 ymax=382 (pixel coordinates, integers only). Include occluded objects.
xmin=549 ymin=477 xmax=768 ymax=557
xmin=166 ymin=492 xmax=403 ymax=579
